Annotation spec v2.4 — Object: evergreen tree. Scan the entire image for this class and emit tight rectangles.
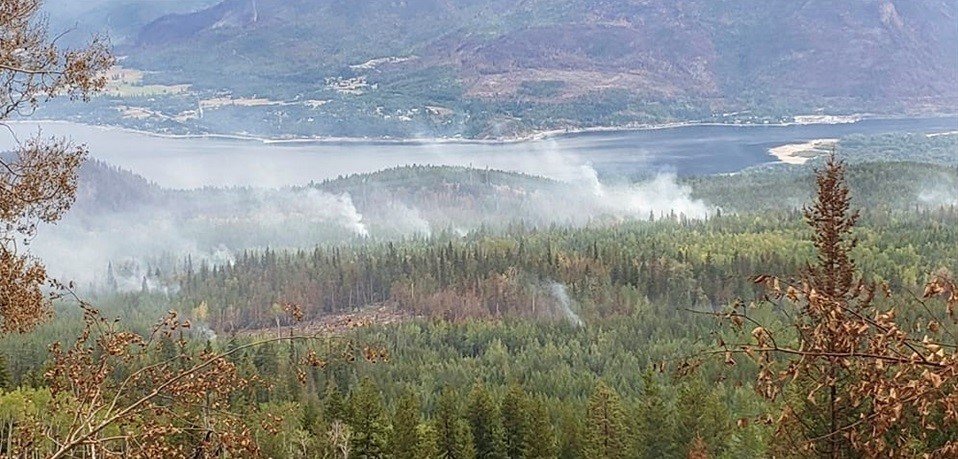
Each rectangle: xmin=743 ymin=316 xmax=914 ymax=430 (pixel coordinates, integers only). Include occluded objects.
xmin=392 ymin=389 xmax=422 ymax=459
xmin=302 ymin=395 xmax=323 ymax=435
xmin=467 ymin=382 xmax=508 ymax=459
xmin=524 ymin=396 xmax=557 ymax=459
xmin=0 ymin=353 xmax=10 ymax=390
xmin=252 ymin=342 xmax=281 ymax=402
xmin=416 ymin=422 xmax=441 ymax=459
xmin=325 ymin=381 xmax=346 ymax=422
xmin=558 ymin=405 xmax=584 ymax=459
xmin=584 ymin=381 xmax=629 ymax=459
xmin=501 ymin=384 xmax=530 ymax=459
xmin=349 ymin=377 xmax=391 ymax=458
xmin=635 ymin=372 xmax=676 ymax=459
xmin=436 ymin=387 xmax=476 ymax=459
xmin=675 ymin=379 xmax=731 ymax=458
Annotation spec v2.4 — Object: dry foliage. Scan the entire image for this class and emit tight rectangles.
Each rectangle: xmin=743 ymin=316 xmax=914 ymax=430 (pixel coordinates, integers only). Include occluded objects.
xmin=2 ymin=296 xmax=380 ymax=458
xmin=721 ymin=155 xmax=958 ymax=458
xmin=34 ymin=305 xmax=258 ymax=459
xmin=0 ymin=0 xmax=113 ymax=334
xmin=687 ymin=434 xmax=710 ymax=459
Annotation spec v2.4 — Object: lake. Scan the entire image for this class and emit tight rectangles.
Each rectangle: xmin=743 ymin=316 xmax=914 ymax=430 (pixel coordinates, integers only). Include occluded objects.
xmin=2 ymin=117 xmax=956 ymax=189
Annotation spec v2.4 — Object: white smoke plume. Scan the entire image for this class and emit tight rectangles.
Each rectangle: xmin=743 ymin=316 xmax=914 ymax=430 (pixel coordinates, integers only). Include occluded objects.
xmin=549 ymin=281 xmax=583 ymax=327
xmin=918 ymin=174 xmax=958 ymax=207
xmin=379 ymin=201 xmax=432 ymax=237
xmin=30 ymin=188 xmax=370 ymax=288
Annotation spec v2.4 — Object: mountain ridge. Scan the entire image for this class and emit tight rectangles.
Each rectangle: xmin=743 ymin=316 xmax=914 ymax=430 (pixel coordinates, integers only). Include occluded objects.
xmin=97 ymin=0 xmax=958 ymax=138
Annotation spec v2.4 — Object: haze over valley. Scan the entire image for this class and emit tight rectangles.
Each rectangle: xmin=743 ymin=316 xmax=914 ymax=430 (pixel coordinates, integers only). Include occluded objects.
xmin=1 ymin=2 xmax=957 ymax=458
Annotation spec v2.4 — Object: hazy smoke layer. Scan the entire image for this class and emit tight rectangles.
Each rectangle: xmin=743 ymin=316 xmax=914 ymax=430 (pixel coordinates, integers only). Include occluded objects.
xmin=23 ymin=137 xmax=709 ymax=290
xmin=918 ymin=174 xmax=958 ymax=207
xmin=495 ymin=145 xmax=708 ymax=220
xmin=30 ymin=188 xmax=370 ymax=289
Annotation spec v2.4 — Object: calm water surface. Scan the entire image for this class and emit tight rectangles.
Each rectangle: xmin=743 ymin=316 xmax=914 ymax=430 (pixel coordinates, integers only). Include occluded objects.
xmin=2 ymin=117 xmax=955 ymax=188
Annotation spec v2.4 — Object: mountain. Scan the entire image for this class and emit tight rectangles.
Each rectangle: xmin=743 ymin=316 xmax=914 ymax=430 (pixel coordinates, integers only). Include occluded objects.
xmin=42 ymin=0 xmax=220 ymax=46
xmin=98 ymin=1 xmax=958 ymax=137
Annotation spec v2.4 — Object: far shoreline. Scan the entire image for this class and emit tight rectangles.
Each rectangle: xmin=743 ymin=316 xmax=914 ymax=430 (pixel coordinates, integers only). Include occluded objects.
xmin=4 ymin=114 xmax=877 ymax=146
xmin=8 ymin=112 xmax=957 ymax=151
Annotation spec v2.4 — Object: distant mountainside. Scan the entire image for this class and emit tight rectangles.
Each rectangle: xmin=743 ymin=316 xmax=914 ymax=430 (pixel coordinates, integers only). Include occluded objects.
xmin=43 ymin=0 xmax=220 ymax=46
xmin=88 ymin=0 xmax=958 ymax=138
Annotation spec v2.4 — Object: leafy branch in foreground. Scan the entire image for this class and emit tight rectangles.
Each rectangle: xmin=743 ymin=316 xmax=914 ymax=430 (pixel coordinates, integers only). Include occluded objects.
xmin=719 ymin=154 xmax=957 ymax=458
xmin=0 ymin=0 xmax=113 ymax=334
xmin=4 ymin=296 xmax=376 ymax=459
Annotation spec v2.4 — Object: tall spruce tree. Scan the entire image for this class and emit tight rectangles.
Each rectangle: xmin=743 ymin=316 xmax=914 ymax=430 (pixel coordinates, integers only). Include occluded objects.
xmin=392 ymin=389 xmax=422 ymax=459
xmin=467 ymin=382 xmax=508 ymax=459
xmin=558 ymin=405 xmax=584 ymax=459
xmin=635 ymin=371 xmax=676 ymax=459
xmin=349 ymin=377 xmax=391 ymax=459
xmin=584 ymin=381 xmax=629 ymax=459
xmin=501 ymin=384 xmax=530 ymax=459
xmin=436 ymin=387 xmax=476 ymax=459
xmin=417 ymin=422 xmax=441 ymax=459
xmin=325 ymin=381 xmax=346 ymax=423
xmin=524 ymin=396 xmax=558 ymax=459
xmin=675 ymin=379 xmax=731 ymax=458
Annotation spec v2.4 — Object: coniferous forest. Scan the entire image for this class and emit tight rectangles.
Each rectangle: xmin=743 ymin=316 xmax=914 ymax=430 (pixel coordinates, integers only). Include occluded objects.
xmin=1 ymin=1 xmax=957 ymax=458
xmin=2 ymin=152 xmax=956 ymax=458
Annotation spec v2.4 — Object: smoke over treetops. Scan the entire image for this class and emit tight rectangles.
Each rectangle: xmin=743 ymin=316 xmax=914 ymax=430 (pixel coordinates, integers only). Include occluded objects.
xmin=30 ymin=157 xmax=707 ymax=289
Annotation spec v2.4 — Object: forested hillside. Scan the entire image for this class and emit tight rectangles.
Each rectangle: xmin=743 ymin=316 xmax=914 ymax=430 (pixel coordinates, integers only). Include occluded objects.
xmin=28 ymin=132 xmax=956 ymax=294
xmin=39 ymin=0 xmax=958 ymax=138
xmin=130 ymin=0 xmax=958 ymax=110
xmin=3 ymin=2 xmax=956 ymax=456
xmin=4 ymin=147 xmax=957 ymax=457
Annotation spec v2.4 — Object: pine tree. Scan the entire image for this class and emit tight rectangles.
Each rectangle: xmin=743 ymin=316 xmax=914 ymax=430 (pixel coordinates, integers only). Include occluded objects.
xmin=674 ymin=379 xmax=731 ymax=458
xmin=349 ymin=377 xmax=391 ymax=459
xmin=0 ymin=353 xmax=10 ymax=390
xmin=635 ymin=371 xmax=676 ymax=459
xmin=501 ymin=384 xmax=529 ymax=459
xmin=584 ymin=381 xmax=629 ymax=459
xmin=325 ymin=381 xmax=346 ymax=423
xmin=558 ymin=405 xmax=584 ymax=459
xmin=436 ymin=387 xmax=476 ymax=459
xmin=252 ymin=342 xmax=281 ymax=402
xmin=524 ymin=396 xmax=557 ymax=459
xmin=467 ymin=382 xmax=508 ymax=459
xmin=416 ymin=422 xmax=441 ymax=459
xmin=392 ymin=389 xmax=422 ymax=459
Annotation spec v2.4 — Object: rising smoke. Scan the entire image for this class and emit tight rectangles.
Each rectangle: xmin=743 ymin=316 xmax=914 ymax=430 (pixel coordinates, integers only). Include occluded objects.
xmin=31 ymin=186 xmax=370 ymax=289
xmin=25 ymin=140 xmax=710 ymax=290
xmin=548 ymin=281 xmax=583 ymax=327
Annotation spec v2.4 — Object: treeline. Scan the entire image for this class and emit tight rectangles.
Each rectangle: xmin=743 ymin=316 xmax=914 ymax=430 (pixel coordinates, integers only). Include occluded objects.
xmin=0 ymin=283 xmax=769 ymax=458
xmin=688 ymin=161 xmax=958 ymax=214
xmin=238 ymin=374 xmax=763 ymax=459
xmin=176 ymin=208 xmax=958 ymax=331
